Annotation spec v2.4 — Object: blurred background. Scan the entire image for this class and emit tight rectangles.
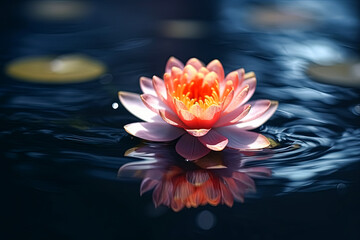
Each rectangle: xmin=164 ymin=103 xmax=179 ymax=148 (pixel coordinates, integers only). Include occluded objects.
xmin=0 ymin=0 xmax=359 ymax=239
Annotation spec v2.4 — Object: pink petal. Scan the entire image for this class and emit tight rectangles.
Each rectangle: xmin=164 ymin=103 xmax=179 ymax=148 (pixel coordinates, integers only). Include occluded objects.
xmin=176 ymin=106 xmax=207 ymax=129
xmin=174 ymin=181 xmax=192 ymax=200
xmin=203 ymin=182 xmax=221 ymax=204
xmin=207 ymin=59 xmax=224 ymax=82
xmin=232 ymin=172 xmax=256 ymax=189
xmin=225 ymin=71 xmax=240 ymax=86
xmin=244 ymin=167 xmax=272 ymax=178
xmin=186 ymin=58 xmax=204 ymax=70
xmin=153 ymin=183 xmax=167 ymax=207
xmin=185 ymin=170 xmax=210 ymax=186
xmin=198 ymin=67 xmax=210 ymax=75
xmin=159 ymin=109 xmax=186 ymax=128
xmin=216 ymin=126 xmax=270 ymax=149
xmin=189 ymin=104 xmax=202 ymax=118
xmin=203 ymin=71 xmax=218 ymax=87
xmin=189 ymin=193 xmax=204 ymax=208
xmin=214 ymin=104 xmax=251 ymax=127
xmin=171 ymin=200 xmax=185 ymax=212
xmin=198 ymin=129 xmax=228 ymax=151
xmin=174 ymin=98 xmax=187 ymax=111
xmin=152 ymin=184 xmax=161 ymax=207
xmin=183 ymin=65 xmax=197 ymax=81
xmin=176 ymin=134 xmax=211 ymax=160
xmin=140 ymin=178 xmax=158 ymax=195
xmin=118 ymin=161 xmax=163 ymax=177
xmin=197 ymin=105 xmax=222 ymax=128
xmin=119 ymin=91 xmax=163 ymax=122
xmin=144 ymin=169 xmax=165 ymax=181
xmin=171 ymin=66 xmax=183 ymax=79
xmin=240 ymin=100 xmax=271 ymax=122
xmin=185 ymin=128 xmax=210 ymax=137
xmin=141 ymin=94 xmax=169 ymax=114
xmin=152 ymin=75 xmax=167 ymax=101
xmin=240 ymin=76 xmax=256 ymax=104
xmin=124 ymin=122 xmax=185 ymax=142
xmin=221 ymin=88 xmax=234 ymax=110
xmin=236 ymin=68 xmax=245 ymax=85
xmin=235 ymin=101 xmax=278 ymax=130
xmin=224 ymin=85 xmax=250 ymax=113
xmin=202 ymin=105 xmax=222 ymax=121
xmin=223 ymin=177 xmax=245 ymax=202
xmin=179 ymin=109 xmax=196 ymax=122
xmin=221 ymin=71 xmax=239 ymax=94
xmin=220 ymin=181 xmax=234 ymax=207
xmin=166 ymin=56 xmax=184 ymax=73
xmin=156 ymin=181 xmax=173 ymax=206
xmin=140 ymin=77 xmax=156 ymax=95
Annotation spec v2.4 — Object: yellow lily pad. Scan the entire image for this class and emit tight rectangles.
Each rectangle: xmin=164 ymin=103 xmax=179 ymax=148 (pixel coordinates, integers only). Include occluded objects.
xmin=307 ymin=61 xmax=360 ymax=88
xmin=249 ymin=6 xmax=315 ymax=29
xmin=194 ymin=152 xmax=227 ymax=169
xmin=25 ymin=0 xmax=92 ymax=21
xmin=267 ymin=137 xmax=280 ymax=148
xmin=5 ymin=54 xmax=106 ymax=84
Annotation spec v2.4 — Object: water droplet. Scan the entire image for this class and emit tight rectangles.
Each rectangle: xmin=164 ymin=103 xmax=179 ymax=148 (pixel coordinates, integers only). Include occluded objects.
xmin=196 ymin=210 xmax=216 ymax=230
xmin=112 ymin=102 xmax=119 ymax=109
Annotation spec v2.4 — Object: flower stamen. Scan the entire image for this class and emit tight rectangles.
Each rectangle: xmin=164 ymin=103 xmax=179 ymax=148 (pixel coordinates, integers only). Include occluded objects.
xmin=169 ymin=71 xmax=222 ymax=112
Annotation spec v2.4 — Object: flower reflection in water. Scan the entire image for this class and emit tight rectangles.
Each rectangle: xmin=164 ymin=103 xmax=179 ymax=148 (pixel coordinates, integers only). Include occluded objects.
xmin=118 ymin=144 xmax=271 ymax=212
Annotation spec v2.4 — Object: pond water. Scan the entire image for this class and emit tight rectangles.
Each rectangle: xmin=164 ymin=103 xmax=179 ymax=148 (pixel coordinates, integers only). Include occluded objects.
xmin=1 ymin=0 xmax=359 ymax=239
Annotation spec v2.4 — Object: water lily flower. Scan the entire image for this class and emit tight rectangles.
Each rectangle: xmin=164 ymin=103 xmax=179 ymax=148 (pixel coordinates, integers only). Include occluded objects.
xmin=119 ymin=57 xmax=278 ymax=160
xmin=118 ymin=144 xmax=271 ymax=211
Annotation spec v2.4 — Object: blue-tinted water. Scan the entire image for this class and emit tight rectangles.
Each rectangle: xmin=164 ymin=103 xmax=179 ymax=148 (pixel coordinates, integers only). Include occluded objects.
xmin=1 ymin=0 xmax=359 ymax=239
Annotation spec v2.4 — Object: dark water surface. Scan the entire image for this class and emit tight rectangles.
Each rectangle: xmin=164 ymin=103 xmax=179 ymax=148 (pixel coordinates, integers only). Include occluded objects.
xmin=1 ymin=0 xmax=360 ymax=239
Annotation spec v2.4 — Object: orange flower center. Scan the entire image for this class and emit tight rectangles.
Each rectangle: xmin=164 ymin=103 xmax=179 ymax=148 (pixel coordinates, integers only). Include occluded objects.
xmin=163 ymin=66 xmax=236 ymax=129
xmin=164 ymin=67 xmax=230 ymax=111
xmin=174 ymin=73 xmax=219 ymax=109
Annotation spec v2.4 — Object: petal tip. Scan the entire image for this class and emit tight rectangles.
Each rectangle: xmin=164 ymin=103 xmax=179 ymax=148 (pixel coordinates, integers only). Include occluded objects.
xmin=271 ymin=100 xmax=279 ymax=106
xmin=118 ymin=91 xmax=131 ymax=100
xmin=123 ymin=123 xmax=132 ymax=135
xmin=168 ymin=56 xmax=178 ymax=61
xmin=207 ymin=139 xmax=228 ymax=151
xmin=244 ymin=71 xmax=256 ymax=80
xmin=211 ymin=59 xmax=221 ymax=64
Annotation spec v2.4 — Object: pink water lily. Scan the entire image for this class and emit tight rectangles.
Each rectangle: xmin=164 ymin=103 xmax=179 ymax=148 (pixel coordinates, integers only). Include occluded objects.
xmin=119 ymin=57 xmax=278 ymax=160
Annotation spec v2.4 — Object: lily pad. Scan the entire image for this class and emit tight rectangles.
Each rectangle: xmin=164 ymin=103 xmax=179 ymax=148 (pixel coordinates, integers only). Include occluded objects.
xmin=307 ymin=61 xmax=360 ymax=88
xmin=248 ymin=6 xmax=315 ymax=29
xmin=25 ymin=0 xmax=92 ymax=21
xmin=5 ymin=54 xmax=106 ymax=84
